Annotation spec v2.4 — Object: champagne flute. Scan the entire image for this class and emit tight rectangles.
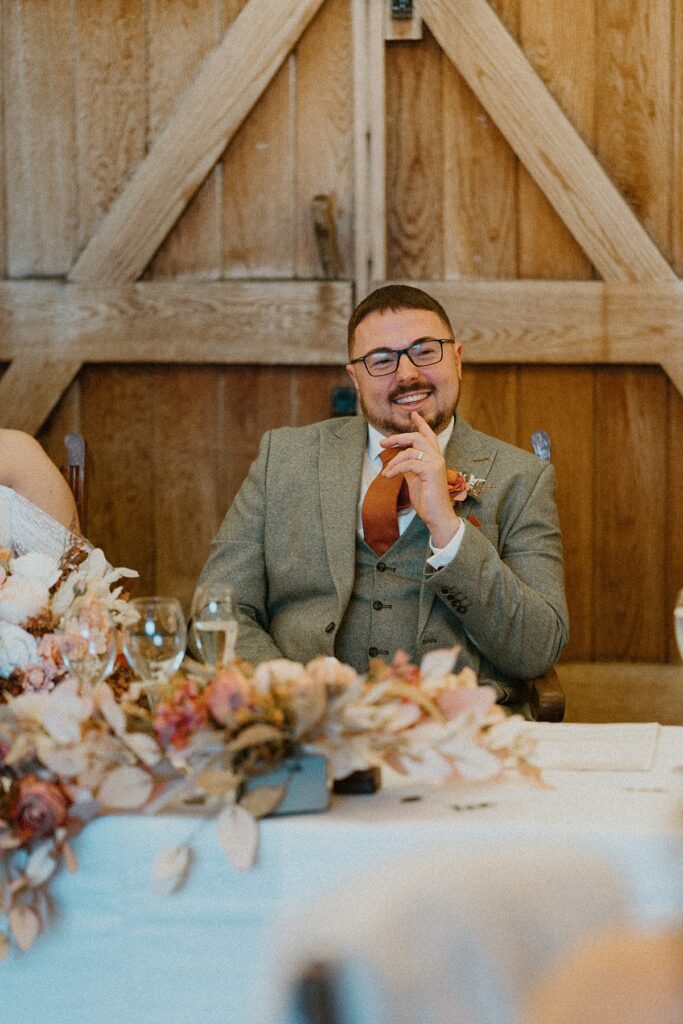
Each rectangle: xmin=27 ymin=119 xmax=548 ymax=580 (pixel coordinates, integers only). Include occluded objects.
xmin=190 ymin=582 xmax=238 ymax=671
xmin=59 ymin=600 xmax=117 ymax=692
xmin=123 ymin=597 xmax=187 ymax=703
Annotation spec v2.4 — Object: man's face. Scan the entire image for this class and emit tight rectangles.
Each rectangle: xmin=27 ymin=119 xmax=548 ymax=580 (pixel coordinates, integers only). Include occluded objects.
xmin=346 ymin=308 xmax=462 ymax=436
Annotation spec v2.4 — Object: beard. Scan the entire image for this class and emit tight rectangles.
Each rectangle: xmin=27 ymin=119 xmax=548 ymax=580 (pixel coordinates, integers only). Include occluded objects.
xmin=357 ymin=381 xmax=458 ymax=437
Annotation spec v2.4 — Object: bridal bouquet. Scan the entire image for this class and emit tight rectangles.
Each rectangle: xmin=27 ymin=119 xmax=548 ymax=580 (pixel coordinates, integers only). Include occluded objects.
xmin=0 ymin=644 xmax=537 ymax=956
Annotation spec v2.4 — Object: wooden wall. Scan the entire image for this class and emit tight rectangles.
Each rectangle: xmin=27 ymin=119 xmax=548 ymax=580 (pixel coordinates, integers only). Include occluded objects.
xmin=1 ymin=0 xmax=682 ymax=677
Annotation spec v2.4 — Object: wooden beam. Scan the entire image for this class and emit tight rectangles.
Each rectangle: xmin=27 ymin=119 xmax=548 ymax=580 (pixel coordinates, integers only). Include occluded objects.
xmin=0 ymin=280 xmax=351 ymax=363
xmin=0 ymin=354 xmax=82 ymax=434
xmin=421 ymin=0 xmax=677 ymax=284
xmin=68 ymin=0 xmax=326 ymax=284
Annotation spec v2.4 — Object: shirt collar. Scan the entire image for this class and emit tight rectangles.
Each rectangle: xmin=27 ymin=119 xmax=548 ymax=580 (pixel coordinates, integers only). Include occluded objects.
xmin=367 ymin=417 xmax=455 ymax=462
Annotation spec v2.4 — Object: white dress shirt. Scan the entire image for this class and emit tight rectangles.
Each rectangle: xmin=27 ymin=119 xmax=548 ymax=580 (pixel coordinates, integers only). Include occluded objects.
xmin=358 ymin=418 xmax=464 ymax=569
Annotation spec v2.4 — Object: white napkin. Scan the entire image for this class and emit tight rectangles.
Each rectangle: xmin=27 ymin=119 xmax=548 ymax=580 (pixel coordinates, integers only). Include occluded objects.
xmin=523 ymin=722 xmax=661 ymax=771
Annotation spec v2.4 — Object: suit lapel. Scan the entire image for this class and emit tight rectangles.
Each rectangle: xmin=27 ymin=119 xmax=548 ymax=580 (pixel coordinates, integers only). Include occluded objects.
xmin=418 ymin=415 xmax=498 ymax=637
xmin=319 ymin=416 xmax=367 ymax=608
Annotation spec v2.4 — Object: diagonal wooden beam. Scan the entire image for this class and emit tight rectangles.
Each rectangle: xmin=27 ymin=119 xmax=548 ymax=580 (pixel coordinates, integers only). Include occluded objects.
xmin=69 ymin=0 xmax=326 ymax=284
xmin=421 ymin=0 xmax=677 ymax=284
xmin=0 ymin=354 xmax=82 ymax=434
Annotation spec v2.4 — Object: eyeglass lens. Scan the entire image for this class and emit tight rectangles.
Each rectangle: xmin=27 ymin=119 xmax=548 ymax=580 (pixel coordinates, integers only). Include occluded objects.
xmin=364 ymin=339 xmax=445 ymax=376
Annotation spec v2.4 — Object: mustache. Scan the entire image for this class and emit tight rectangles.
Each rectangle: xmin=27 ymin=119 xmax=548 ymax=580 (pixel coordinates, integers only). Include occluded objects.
xmin=389 ymin=382 xmax=434 ymax=402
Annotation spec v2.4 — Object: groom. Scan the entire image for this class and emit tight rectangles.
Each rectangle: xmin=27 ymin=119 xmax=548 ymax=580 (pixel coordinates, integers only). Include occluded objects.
xmin=197 ymin=285 xmax=568 ymax=696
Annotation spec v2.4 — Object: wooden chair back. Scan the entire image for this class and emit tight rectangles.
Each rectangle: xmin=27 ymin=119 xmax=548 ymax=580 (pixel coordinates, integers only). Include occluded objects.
xmin=62 ymin=432 xmax=87 ymax=534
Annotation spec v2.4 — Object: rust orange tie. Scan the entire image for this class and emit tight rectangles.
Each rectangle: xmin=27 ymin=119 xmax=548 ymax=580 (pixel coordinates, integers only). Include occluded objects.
xmin=362 ymin=448 xmax=410 ymax=555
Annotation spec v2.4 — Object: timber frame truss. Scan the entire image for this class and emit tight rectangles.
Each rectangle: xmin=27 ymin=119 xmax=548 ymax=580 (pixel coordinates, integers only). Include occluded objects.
xmin=1 ymin=0 xmax=681 ymax=433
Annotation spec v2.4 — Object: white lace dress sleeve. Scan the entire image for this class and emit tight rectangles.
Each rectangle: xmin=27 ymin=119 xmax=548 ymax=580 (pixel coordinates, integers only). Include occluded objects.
xmin=0 ymin=484 xmax=80 ymax=559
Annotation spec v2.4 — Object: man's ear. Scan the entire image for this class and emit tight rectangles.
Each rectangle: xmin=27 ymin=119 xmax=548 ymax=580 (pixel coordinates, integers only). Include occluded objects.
xmin=345 ymin=362 xmax=360 ymax=392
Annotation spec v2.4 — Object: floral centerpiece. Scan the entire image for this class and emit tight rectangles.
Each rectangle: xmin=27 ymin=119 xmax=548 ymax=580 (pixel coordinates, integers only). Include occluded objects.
xmin=0 ymin=545 xmax=538 ymax=958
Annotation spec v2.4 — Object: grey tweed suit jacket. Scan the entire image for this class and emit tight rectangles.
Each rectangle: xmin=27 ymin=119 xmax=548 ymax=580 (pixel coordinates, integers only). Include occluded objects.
xmin=199 ymin=414 xmax=569 ymax=685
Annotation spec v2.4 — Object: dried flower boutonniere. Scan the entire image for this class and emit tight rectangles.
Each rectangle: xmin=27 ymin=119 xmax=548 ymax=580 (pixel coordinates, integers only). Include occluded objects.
xmin=446 ymin=468 xmax=488 ymax=506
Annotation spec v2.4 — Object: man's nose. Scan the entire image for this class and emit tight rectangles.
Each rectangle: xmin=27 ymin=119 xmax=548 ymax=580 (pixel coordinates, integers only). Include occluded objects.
xmin=395 ymin=351 xmax=419 ymax=382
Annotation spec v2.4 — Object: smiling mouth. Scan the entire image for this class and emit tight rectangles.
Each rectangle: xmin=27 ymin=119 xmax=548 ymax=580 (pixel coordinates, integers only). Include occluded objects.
xmin=392 ymin=389 xmax=433 ymax=406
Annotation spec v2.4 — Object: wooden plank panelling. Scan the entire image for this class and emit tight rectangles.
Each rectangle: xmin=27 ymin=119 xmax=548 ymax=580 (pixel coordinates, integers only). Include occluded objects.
xmin=516 ymin=0 xmax=596 ymax=658
xmin=667 ymin=383 xmax=683 ymax=662
xmin=295 ymin=0 xmax=353 ymax=277
xmin=593 ymin=368 xmax=668 ymax=661
xmin=152 ymin=367 xmax=227 ymax=610
xmin=5 ymin=0 xmax=76 ymax=276
xmin=517 ymin=367 xmax=594 ymax=659
xmin=69 ymin=0 xmax=326 ymax=284
xmin=518 ymin=0 xmax=595 ymax=279
xmin=421 ymin=0 xmax=676 ymax=283
xmin=458 ymin=366 xmax=518 ymax=448
xmin=0 ymin=9 xmax=5 ymax=279
xmin=386 ymin=27 xmax=444 ymax=279
xmin=221 ymin=45 xmax=294 ymax=277
xmin=74 ymin=0 xmax=146 ymax=251
xmin=80 ymin=367 xmax=156 ymax=592
xmin=596 ymin=0 xmax=673 ymax=263
xmin=148 ymin=0 xmax=221 ymax=279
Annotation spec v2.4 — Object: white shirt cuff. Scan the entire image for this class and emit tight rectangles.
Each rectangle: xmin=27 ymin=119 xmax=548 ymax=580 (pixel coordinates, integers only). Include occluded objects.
xmin=427 ymin=517 xmax=464 ymax=570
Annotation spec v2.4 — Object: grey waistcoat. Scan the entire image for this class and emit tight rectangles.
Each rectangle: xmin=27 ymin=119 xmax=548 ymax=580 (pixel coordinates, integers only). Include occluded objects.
xmin=334 ymin=517 xmax=429 ymax=672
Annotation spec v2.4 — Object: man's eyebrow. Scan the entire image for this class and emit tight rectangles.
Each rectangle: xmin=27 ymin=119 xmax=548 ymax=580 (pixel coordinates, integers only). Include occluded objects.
xmin=362 ymin=336 xmax=437 ymax=355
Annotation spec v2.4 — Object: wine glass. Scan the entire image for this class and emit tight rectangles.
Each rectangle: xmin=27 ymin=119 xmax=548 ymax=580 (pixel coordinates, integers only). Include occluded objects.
xmin=123 ymin=597 xmax=187 ymax=703
xmin=190 ymin=582 xmax=238 ymax=671
xmin=59 ymin=600 xmax=117 ymax=692
xmin=675 ymin=589 xmax=683 ymax=662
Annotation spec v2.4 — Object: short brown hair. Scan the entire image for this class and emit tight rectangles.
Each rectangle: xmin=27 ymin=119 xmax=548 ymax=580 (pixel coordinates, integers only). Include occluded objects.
xmin=347 ymin=285 xmax=454 ymax=355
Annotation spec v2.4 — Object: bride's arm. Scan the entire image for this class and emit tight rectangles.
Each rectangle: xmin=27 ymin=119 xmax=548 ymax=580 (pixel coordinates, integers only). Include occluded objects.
xmin=0 ymin=429 xmax=80 ymax=534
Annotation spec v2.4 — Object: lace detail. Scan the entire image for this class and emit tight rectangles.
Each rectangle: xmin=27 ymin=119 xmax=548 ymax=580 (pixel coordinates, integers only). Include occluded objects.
xmin=0 ymin=484 xmax=80 ymax=560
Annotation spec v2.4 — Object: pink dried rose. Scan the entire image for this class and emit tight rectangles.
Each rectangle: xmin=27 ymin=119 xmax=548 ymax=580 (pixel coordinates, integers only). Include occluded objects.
xmin=153 ymin=678 xmax=208 ymax=750
xmin=9 ymin=774 xmax=71 ymax=840
xmin=205 ymin=668 xmax=251 ymax=725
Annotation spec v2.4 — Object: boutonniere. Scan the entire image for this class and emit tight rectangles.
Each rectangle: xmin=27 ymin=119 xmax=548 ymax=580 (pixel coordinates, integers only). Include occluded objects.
xmin=446 ymin=468 xmax=488 ymax=506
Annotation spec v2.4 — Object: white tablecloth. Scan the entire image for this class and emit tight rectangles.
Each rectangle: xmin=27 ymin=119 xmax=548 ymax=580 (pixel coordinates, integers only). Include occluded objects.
xmin=3 ymin=726 xmax=683 ymax=1024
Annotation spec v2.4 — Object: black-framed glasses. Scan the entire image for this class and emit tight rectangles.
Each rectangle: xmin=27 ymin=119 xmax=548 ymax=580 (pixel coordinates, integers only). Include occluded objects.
xmin=349 ymin=338 xmax=456 ymax=377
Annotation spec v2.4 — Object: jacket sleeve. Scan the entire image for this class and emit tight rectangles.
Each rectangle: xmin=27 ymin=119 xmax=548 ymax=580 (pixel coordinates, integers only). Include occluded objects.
xmin=198 ymin=432 xmax=284 ymax=665
xmin=425 ymin=462 xmax=569 ymax=679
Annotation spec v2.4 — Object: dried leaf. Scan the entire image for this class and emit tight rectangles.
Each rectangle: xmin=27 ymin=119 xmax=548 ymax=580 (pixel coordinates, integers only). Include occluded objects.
xmin=97 ymin=765 xmax=153 ymax=810
xmin=420 ymin=647 xmax=459 ymax=679
xmin=216 ymin=803 xmax=259 ymax=871
xmin=36 ymin=737 xmax=87 ymax=778
xmin=95 ymin=683 xmax=126 ymax=735
xmin=25 ymin=843 xmax=57 ymax=886
xmin=61 ymin=840 xmax=79 ymax=873
xmin=0 ymin=932 xmax=9 ymax=961
xmin=153 ymin=844 xmax=191 ymax=895
xmin=196 ymin=768 xmax=241 ymax=798
xmin=123 ymin=731 xmax=163 ymax=767
xmin=4 ymin=734 xmax=36 ymax=767
xmin=226 ymin=724 xmax=283 ymax=754
xmin=9 ymin=905 xmax=40 ymax=952
xmin=239 ymin=784 xmax=286 ymax=819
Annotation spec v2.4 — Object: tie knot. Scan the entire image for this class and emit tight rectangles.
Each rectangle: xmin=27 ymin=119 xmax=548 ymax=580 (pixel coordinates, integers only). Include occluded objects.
xmin=380 ymin=447 xmax=400 ymax=467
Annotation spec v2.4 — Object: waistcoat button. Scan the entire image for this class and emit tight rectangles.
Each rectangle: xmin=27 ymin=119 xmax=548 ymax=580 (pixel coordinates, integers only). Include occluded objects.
xmin=368 ymin=646 xmax=379 ymax=657
xmin=376 ymin=561 xmax=387 ymax=572
xmin=372 ymin=600 xmax=383 ymax=610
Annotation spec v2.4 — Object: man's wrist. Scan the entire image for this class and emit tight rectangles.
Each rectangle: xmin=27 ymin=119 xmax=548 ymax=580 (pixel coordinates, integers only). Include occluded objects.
xmin=429 ymin=511 xmax=461 ymax=550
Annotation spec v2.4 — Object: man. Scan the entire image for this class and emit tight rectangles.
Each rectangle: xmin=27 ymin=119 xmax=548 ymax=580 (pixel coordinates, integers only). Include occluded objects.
xmin=198 ymin=285 xmax=568 ymax=696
